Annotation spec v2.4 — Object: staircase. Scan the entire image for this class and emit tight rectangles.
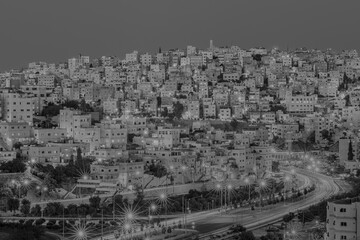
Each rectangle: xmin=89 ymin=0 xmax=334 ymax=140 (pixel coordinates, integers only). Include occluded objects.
xmin=63 ymin=185 xmax=77 ymax=199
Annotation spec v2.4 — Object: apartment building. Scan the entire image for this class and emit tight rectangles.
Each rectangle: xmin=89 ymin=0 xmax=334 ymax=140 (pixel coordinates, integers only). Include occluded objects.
xmin=325 ymin=198 xmax=360 ymax=240
xmin=285 ymin=94 xmax=317 ymax=113
xmin=59 ymin=109 xmax=91 ymax=137
xmin=0 ymin=89 xmax=34 ymax=124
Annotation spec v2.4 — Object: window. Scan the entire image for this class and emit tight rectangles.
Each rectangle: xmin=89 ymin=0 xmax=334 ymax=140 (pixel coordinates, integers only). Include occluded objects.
xmin=340 ymin=208 xmax=347 ymax=212
xmin=341 ymin=222 xmax=347 ymax=227
xmin=341 ymin=236 xmax=347 ymax=240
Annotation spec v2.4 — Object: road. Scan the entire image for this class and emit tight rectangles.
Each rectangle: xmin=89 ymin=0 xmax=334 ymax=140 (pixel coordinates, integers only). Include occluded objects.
xmin=197 ymin=169 xmax=340 ymax=239
xmin=93 ymin=169 xmax=318 ymax=240
xmin=98 ymin=169 xmax=339 ymax=240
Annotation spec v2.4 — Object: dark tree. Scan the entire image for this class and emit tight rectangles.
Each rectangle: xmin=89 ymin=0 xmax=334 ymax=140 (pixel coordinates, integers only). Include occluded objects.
xmin=89 ymin=196 xmax=101 ymax=209
xmin=0 ymin=158 xmax=26 ymax=173
xmin=345 ymin=95 xmax=351 ymax=106
xmin=147 ymin=163 xmax=168 ymax=178
xmin=253 ymin=54 xmax=262 ymax=62
xmin=30 ymin=205 xmax=42 ymax=217
xmin=230 ymin=119 xmax=239 ymax=131
xmin=13 ymin=142 xmax=23 ymax=150
xmin=173 ymin=102 xmax=184 ymax=119
xmin=41 ymin=104 xmax=63 ymax=117
xmin=263 ymin=77 xmax=268 ymax=87
xmin=63 ymin=100 xmax=79 ymax=109
xmin=348 ymin=140 xmax=354 ymax=161
xmin=272 ymin=161 xmax=280 ymax=172
xmin=161 ymin=107 xmax=169 ymax=118
xmin=237 ymin=231 xmax=256 ymax=240
xmin=20 ymin=199 xmax=31 ymax=215
xmin=7 ymin=198 xmax=20 ymax=213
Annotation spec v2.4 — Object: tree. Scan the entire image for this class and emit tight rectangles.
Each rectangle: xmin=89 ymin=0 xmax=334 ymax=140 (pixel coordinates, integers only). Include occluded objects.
xmin=345 ymin=95 xmax=351 ymax=106
xmin=30 ymin=205 xmax=42 ymax=217
xmin=13 ymin=142 xmax=23 ymax=150
xmin=272 ymin=161 xmax=280 ymax=172
xmin=253 ymin=54 xmax=262 ymax=62
xmin=283 ymin=212 xmax=295 ymax=222
xmin=63 ymin=100 xmax=79 ymax=109
xmin=320 ymin=129 xmax=331 ymax=141
xmin=20 ymin=199 xmax=31 ymax=215
xmin=263 ymin=77 xmax=269 ymax=87
xmin=43 ymin=202 xmax=63 ymax=217
xmin=66 ymin=204 xmax=78 ymax=216
xmin=147 ymin=163 xmax=168 ymax=178
xmin=230 ymin=119 xmax=239 ymax=131
xmin=89 ymin=196 xmax=101 ymax=209
xmin=41 ymin=104 xmax=63 ymax=117
xmin=348 ymin=140 xmax=354 ymax=161
xmin=0 ymin=158 xmax=26 ymax=173
xmin=237 ymin=231 xmax=256 ymax=240
xmin=44 ymin=174 xmax=57 ymax=191
xmin=7 ymin=198 xmax=20 ymax=213
xmin=161 ymin=107 xmax=169 ymax=118
xmin=173 ymin=102 xmax=184 ymax=119
xmin=79 ymin=99 xmax=94 ymax=112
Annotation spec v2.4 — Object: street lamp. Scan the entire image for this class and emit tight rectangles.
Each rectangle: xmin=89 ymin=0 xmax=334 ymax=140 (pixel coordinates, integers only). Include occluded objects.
xmin=215 ymin=183 xmax=223 ymax=208
xmin=258 ymin=180 xmax=267 ymax=211
xmin=181 ymin=166 xmax=187 ymax=184
xmin=244 ymin=178 xmax=251 ymax=202
xmin=283 ymin=175 xmax=291 ymax=205
xmin=226 ymin=184 xmax=233 ymax=207
xmin=149 ymin=204 xmax=157 ymax=225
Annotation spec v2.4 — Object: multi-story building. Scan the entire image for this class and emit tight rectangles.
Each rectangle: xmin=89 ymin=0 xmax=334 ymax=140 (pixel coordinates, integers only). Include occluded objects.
xmin=325 ymin=197 xmax=360 ymax=240
xmin=59 ymin=109 xmax=91 ymax=138
xmin=0 ymin=89 xmax=34 ymax=124
xmin=285 ymin=93 xmax=317 ymax=114
xmin=37 ymin=75 xmax=55 ymax=88
xmin=33 ymin=128 xmax=67 ymax=144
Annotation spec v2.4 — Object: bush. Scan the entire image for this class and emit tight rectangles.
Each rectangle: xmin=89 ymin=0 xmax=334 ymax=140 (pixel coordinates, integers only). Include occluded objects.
xmin=35 ymin=218 xmax=45 ymax=226
xmin=283 ymin=212 xmax=295 ymax=223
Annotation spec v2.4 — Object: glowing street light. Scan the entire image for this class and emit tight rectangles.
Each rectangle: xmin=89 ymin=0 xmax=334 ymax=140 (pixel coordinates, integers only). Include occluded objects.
xmin=148 ymin=204 xmax=157 ymax=224
xmin=244 ymin=178 xmax=251 ymax=201
xmin=127 ymin=212 xmax=134 ymax=220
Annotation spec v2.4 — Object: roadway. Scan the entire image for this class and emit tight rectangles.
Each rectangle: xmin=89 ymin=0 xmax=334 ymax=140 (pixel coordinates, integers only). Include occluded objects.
xmin=197 ymin=169 xmax=340 ymax=239
xmin=95 ymin=169 xmax=324 ymax=240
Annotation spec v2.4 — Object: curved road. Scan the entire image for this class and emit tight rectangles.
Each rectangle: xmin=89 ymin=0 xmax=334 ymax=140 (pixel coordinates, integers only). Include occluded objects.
xmin=198 ymin=169 xmax=339 ymax=239
xmin=96 ymin=169 xmax=333 ymax=240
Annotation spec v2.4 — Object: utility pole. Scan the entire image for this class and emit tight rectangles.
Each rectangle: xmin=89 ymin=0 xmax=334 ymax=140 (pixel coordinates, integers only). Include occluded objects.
xmin=101 ymin=208 xmax=104 ymax=239
xmin=113 ymin=195 xmax=115 ymax=221
xmin=62 ymin=207 xmax=65 ymax=238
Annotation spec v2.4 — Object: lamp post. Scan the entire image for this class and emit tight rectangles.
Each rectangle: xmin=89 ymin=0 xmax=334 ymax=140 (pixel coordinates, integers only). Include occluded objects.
xmin=113 ymin=195 xmax=116 ymax=221
xmin=227 ymin=184 xmax=232 ymax=207
xmin=259 ymin=180 xmax=266 ymax=211
xmin=244 ymin=178 xmax=251 ymax=202
xmin=100 ymin=205 xmax=105 ymax=239
xmin=181 ymin=166 xmax=187 ymax=184
xmin=149 ymin=204 xmax=156 ymax=225
xmin=284 ymin=175 xmax=290 ymax=205
xmin=62 ymin=206 xmax=65 ymax=238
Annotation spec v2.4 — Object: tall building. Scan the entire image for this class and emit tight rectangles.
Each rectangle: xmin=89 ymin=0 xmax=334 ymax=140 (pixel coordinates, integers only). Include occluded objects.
xmin=325 ymin=198 xmax=360 ymax=240
xmin=0 ymin=89 xmax=34 ymax=124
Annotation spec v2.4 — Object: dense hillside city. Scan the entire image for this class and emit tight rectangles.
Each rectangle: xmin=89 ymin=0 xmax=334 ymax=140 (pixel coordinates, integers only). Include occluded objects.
xmin=1 ymin=41 xmax=360 ymax=240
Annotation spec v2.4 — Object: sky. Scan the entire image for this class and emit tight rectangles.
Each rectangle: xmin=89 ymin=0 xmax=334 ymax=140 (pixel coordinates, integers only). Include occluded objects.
xmin=0 ymin=0 xmax=359 ymax=71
